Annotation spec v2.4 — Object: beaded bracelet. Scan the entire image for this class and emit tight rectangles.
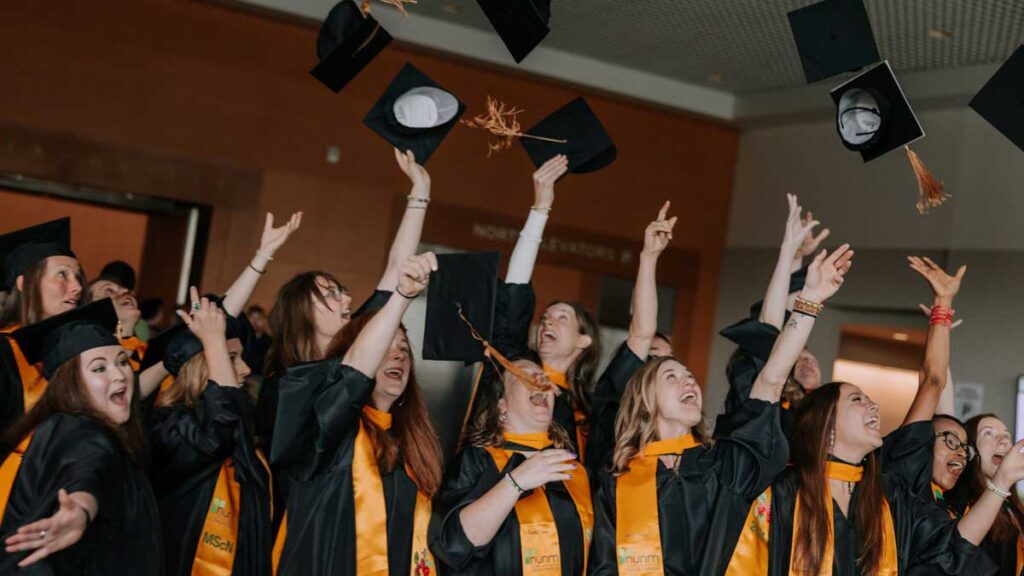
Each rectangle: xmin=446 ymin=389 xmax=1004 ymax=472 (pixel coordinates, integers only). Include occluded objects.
xmin=531 ymin=205 xmax=551 ymax=215
xmin=793 ymin=297 xmax=824 ymax=317
xmin=505 ymin=473 xmax=526 ymax=495
xmin=986 ymin=479 xmax=1011 ymax=499
xmin=407 ymin=194 xmax=430 ymax=205
xmin=929 ymin=305 xmax=955 ymax=327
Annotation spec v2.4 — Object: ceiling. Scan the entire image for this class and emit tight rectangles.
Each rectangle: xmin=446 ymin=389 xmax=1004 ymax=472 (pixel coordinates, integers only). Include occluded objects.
xmin=235 ymin=0 xmax=1024 ymax=121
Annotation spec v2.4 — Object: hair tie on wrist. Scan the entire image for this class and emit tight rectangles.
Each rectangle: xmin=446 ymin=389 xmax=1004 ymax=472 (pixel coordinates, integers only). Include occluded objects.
xmin=395 ymin=285 xmax=416 ymax=299
xmin=248 ymin=263 xmax=266 ymax=275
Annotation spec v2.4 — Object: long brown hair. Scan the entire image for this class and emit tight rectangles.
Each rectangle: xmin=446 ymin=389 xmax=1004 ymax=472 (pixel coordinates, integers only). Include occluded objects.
xmin=325 ymin=312 xmax=442 ymax=496
xmin=610 ymin=356 xmax=710 ymax=475
xmin=154 ymin=353 xmax=209 ymax=409
xmin=791 ymin=382 xmax=886 ymax=576
xmin=0 ymin=258 xmax=87 ymax=329
xmin=545 ymin=301 xmax=601 ymax=415
xmin=264 ymin=271 xmax=346 ymax=379
xmin=948 ymin=413 xmax=1024 ymax=543
xmin=3 ymin=354 xmax=147 ymax=465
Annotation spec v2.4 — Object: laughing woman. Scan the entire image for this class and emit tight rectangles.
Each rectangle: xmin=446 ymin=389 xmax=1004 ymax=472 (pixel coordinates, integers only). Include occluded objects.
xmin=269 ymin=253 xmax=441 ymax=576
xmin=146 ymin=288 xmax=272 ymax=576
xmin=0 ymin=299 xmax=160 ymax=573
xmin=0 ymin=218 xmax=85 ymax=434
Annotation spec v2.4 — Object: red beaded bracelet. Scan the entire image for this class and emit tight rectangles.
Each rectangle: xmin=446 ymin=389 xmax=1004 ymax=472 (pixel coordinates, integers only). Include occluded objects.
xmin=929 ymin=305 xmax=955 ymax=327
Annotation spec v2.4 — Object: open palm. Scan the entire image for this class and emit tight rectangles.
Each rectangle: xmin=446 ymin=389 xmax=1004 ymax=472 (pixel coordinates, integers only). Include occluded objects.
xmin=908 ymin=256 xmax=965 ymax=299
xmin=259 ymin=211 xmax=303 ymax=256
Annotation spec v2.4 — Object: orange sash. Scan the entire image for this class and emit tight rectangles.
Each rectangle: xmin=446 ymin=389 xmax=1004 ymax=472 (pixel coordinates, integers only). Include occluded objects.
xmin=1 ymin=326 xmax=47 ymax=414
xmin=725 ymin=462 xmax=898 ymax=576
xmin=485 ymin=432 xmax=593 ymax=576
xmin=192 ymin=459 xmax=243 ymax=576
xmin=542 ymin=365 xmax=588 ymax=461
xmin=119 ymin=336 xmax=149 ymax=372
xmin=615 ymin=434 xmax=701 ymax=575
xmin=0 ymin=432 xmax=34 ymax=527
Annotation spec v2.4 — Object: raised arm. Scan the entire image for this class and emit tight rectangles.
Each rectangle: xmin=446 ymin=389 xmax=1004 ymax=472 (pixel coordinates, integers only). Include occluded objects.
xmin=749 ymin=244 xmax=854 ymax=402
xmin=760 ymin=195 xmax=826 ymax=330
xmin=221 ymin=211 xmax=303 ymax=316
xmin=903 ymin=257 xmax=965 ymax=425
xmin=505 ymin=155 xmax=568 ymax=283
xmin=956 ymin=439 xmax=1024 ymax=544
xmin=627 ymin=201 xmax=675 ymax=358
xmin=343 ymin=252 xmax=436 ymax=376
xmin=377 ymin=149 xmax=431 ymax=291
xmin=177 ymin=287 xmax=239 ymax=389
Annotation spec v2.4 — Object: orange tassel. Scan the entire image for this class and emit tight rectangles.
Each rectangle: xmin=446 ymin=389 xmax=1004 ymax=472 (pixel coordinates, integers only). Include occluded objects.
xmin=461 ymin=96 xmax=567 ymax=157
xmin=905 ymin=145 xmax=950 ymax=214
xmin=361 ymin=0 xmax=416 ymax=16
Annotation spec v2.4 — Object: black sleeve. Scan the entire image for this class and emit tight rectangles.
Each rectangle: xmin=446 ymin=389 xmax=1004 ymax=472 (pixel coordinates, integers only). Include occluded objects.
xmin=718 ymin=319 xmax=778 ymax=424
xmin=881 ymin=420 xmax=935 ymax=498
xmin=586 ymin=342 xmax=645 ymax=472
xmin=0 ymin=337 xmax=24 ymax=439
xmin=492 ymin=282 xmax=535 ymax=361
xmin=588 ymin=472 xmax=618 ymax=576
xmin=53 ymin=424 xmax=122 ymax=511
xmin=904 ymin=495 xmax=999 ymax=576
xmin=269 ymin=361 xmax=374 ymax=475
xmin=712 ymin=399 xmax=789 ymax=500
xmin=352 ymin=289 xmax=392 ymax=319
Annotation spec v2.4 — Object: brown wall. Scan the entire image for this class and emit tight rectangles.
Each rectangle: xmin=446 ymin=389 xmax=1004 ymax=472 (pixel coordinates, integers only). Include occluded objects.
xmin=0 ymin=0 xmax=738 ymax=380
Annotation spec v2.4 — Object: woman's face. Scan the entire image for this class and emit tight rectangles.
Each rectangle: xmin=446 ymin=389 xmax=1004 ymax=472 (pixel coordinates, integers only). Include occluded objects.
xmin=794 ymin=349 xmax=822 ymax=391
xmin=535 ymin=303 xmax=591 ymax=364
xmin=79 ymin=345 xmax=133 ymax=425
xmin=373 ymin=330 xmax=412 ymax=404
xmin=932 ymin=418 xmax=970 ymax=491
xmin=311 ymin=276 xmax=352 ymax=340
xmin=30 ymin=256 xmax=83 ymax=319
xmin=832 ymin=384 xmax=883 ymax=460
xmin=654 ymin=359 xmax=702 ymax=429
xmin=226 ymin=338 xmax=251 ymax=383
xmin=975 ymin=416 xmax=1013 ymax=479
xmin=500 ymin=360 xmax=554 ymax=433
xmin=649 ymin=336 xmax=673 ymax=358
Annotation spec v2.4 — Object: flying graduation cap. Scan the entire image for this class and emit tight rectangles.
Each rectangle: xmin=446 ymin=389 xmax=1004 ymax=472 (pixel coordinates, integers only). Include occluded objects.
xmin=363 ymin=63 xmax=466 ymax=164
xmin=970 ymin=44 xmax=1024 ymax=154
xmin=476 ymin=0 xmax=551 ymax=64
xmin=311 ymin=0 xmax=393 ymax=93
xmin=520 ymin=97 xmax=616 ymax=174
xmin=831 ymin=61 xmax=949 ymax=214
xmin=788 ymin=0 xmax=881 ymax=83
xmin=423 ymin=252 xmax=500 ymax=364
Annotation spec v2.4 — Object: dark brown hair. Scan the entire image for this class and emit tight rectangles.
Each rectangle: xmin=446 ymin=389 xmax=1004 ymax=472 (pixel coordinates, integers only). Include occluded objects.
xmin=0 ymin=258 xmax=87 ymax=329
xmin=324 ymin=312 xmax=442 ymax=496
xmin=3 ymin=354 xmax=147 ymax=465
xmin=791 ymin=382 xmax=886 ymax=576
xmin=264 ymin=271 xmax=346 ymax=379
xmin=545 ymin=301 xmax=601 ymax=416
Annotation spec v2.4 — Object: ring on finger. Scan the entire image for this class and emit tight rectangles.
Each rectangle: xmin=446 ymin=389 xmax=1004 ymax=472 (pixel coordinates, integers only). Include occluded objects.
xmin=39 ymin=530 xmax=46 ymax=539
xmin=191 ymin=302 xmax=201 ymax=312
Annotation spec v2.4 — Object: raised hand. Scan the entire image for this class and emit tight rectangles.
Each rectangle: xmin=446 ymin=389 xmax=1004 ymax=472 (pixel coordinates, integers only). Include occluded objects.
xmin=4 ymin=489 xmax=92 ymax=567
xmin=796 ymin=209 xmax=830 ymax=260
xmin=781 ymin=194 xmax=822 ymax=257
xmin=801 ymin=244 xmax=854 ymax=304
xmin=176 ymin=287 xmax=226 ymax=343
xmin=258 ymin=211 xmax=303 ymax=258
xmin=908 ymin=256 xmax=966 ymax=300
xmin=917 ymin=304 xmax=964 ymax=329
xmin=532 ymin=154 xmax=569 ymax=211
xmin=508 ymin=449 xmax=578 ymax=490
xmin=396 ymin=252 xmax=438 ymax=299
xmin=642 ymin=201 xmax=677 ymax=256
xmin=993 ymin=440 xmax=1024 ymax=491
xmin=394 ymin=148 xmax=431 ymax=195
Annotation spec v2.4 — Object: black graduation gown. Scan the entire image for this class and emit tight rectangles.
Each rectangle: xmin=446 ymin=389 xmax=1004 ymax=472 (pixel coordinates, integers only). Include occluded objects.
xmin=701 ymin=421 xmax=996 ymax=576
xmin=716 ymin=317 xmax=789 ymax=438
xmin=945 ymin=490 xmax=1024 ymax=576
xmin=0 ymin=336 xmax=27 ymax=439
xmin=270 ymin=360 xmax=421 ymax=575
xmin=0 ymin=412 xmax=162 ymax=575
xmin=430 ymin=441 xmax=588 ymax=576
xmin=584 ymin=342 xmax=645 ymax=474
xmin=589 ymin=398 xmax=788 ymax=576
xmin=147 ymin=381 xmax=272 ymax=576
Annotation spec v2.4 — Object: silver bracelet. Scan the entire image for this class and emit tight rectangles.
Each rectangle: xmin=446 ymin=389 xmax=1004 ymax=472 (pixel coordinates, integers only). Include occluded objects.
xmin=986 ymin=479 xmax=1012 ymax=499
xmin=505 ymin=473 xmax=525 ymax=495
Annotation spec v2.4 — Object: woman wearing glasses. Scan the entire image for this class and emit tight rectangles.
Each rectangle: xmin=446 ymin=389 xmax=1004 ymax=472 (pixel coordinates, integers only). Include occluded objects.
xmin=931 ymin=416 xmax=974 ymax=512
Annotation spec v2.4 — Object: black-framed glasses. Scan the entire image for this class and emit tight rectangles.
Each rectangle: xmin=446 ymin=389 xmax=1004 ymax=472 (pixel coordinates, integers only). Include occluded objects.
xmin=936 ymin=431 xmax=976 ymax=461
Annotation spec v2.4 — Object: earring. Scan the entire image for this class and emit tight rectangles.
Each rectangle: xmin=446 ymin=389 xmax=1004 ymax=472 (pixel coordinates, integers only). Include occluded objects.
xmin=499 ymin=412 xmax=508 ymax=423
xmin=396 ymin=394 xmax=406 ymax=408
xmin=828 ymin=428 xmax=835 ymax=453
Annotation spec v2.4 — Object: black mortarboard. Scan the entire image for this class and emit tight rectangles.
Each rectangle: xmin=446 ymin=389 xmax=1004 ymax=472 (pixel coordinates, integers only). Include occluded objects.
xmin=363 ymin=63 xmax=466 ymax=164
xmin=311 ymin=0 xmax=393 ymax=93
xmin=12 ymin=298 xmax=118 ymax=378
xmin=139 ymin=323 xmax=184 ymax=373
xmin=0 ymin=218 xmax=75 ymax=291
xmin=423 ymin=252 xmax=500 ymax=363
xmin=475 ymin=0 xmax=551 ymax=64
xmin=520 ymin=97 xmax=616 ymax=174
xmin=162 ymin=299 xmax=243 ymax=376
xmin=97 ymin=260 xmax=136 ymax=292
xmin=831 ymin=61 xmax=923 ymax=162
xmin=788 ymin=0 xmax=880 ymax=84
xmin=748 ymin=267 xmax=808 ymax=319
xmin=970 ymin=44 xmax=1024 ymax=154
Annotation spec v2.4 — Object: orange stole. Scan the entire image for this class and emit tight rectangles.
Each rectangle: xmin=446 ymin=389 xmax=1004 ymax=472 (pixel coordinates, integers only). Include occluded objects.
xmin=725 ymin=462 xmax=898 ymax=576
xmin=542 ymin=366 xmax=588 ymax=461
xmin=120 ymin=336 xmax=149 ymax=371
xmin=484 ymin=432 xmax=594 ymax=576
xmin=192 ymin=459 xmax=243 ymax=576
xmin=1 ymin=326 xmax=47 ymax=414
xmin=0 ymin=432 xmax=34 ymax=527
xmin=615 ymin=434 xmax=701 ymax=575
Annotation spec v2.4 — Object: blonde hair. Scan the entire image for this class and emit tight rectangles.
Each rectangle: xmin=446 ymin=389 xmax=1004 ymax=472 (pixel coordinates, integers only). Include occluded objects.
xmin=610 ymin=356 xmax=710 ymax=475
xmin=155 ymin=353 xmax=210 ymax=409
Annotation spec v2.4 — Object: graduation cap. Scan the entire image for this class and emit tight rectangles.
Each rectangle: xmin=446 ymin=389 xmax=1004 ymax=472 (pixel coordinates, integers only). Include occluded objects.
xmin=95 ymin=260 xmax=136 ymax=292
xmin=311 ymin=0 xmax=393 ymax=93
xmin=476 ymin=0 xmax=551 ymax=64
xmin=748 ymin=267 xmax=808 ymax=319
xmin=0 ymin=218 xmax=75 ymax=291
xmin=363 ymin=63 xmax=466 ymax=164
xmin=788 ymin=0 xmax=880 ymax=84
xmin=12 ymin=298 xmax=119 ymax=378
xmin=831 ymin=61 xmax=948 ymax=213
xmin=423 ymin=252 xmax=499 ymax=363
xmin=970 ymin=44 xmax=1024 ymax=154
xmin=520 ymin=97 xmax=616 ymax=174
xmin=138 ymin=323 xmax=184 ymax=373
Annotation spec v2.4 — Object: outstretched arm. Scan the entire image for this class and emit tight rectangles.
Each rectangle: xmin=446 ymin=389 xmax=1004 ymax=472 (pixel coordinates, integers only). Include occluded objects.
xmin=4 ymin=489 xmax=98 ymax=567
xmin=760 ymin=194 xmax=826 ymax=330
xmin=222 ymin=212 xmax=302 ymax=316
xmin=957 ymin=439 xmax=1024 ymax=543
xmin=505 ymin=155 xmax=568 ymax=283
xmin=377 ymin=149 xmax=432 ymax=291
xmin=627 ymin=201 xmax=676 ymax=358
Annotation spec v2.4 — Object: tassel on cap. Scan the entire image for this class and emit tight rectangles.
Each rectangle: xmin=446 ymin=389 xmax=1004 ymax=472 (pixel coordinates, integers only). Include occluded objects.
xmin=361 ymin=0 xmax=416 ymax=16
xmin=456 ymin=305 xmax=553 ymax=392
xmin=905 ymin=145 xmax=950 ymax=214
xmin=461 ymin=96 xmax=567 ymax=157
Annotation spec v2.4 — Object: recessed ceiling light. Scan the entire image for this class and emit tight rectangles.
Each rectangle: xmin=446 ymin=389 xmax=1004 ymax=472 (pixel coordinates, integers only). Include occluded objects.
xmin=927 ymin=29 xmax=953 ymax=40
xmin=707 ymin=73 xmax=726 ymax=84
xmin=441 ymin=2 xmax=462 ymax=14
xmin=892 ymin=332 xmax=910 ymax=341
